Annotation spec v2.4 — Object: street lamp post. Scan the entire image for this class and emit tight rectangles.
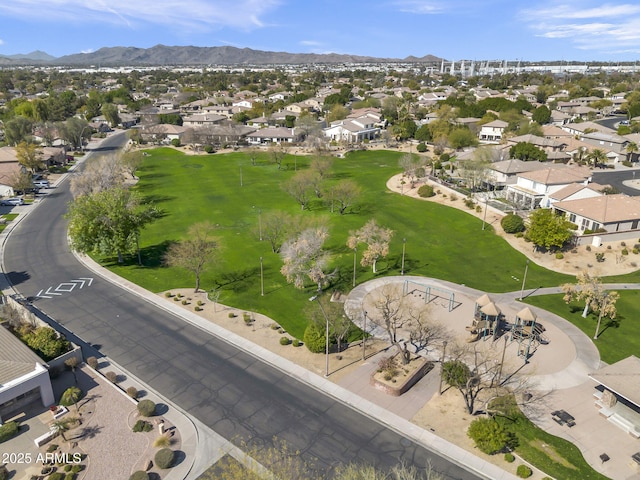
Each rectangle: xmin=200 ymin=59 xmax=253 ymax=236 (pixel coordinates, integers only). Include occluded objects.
xmin=401 ymin=238 xmax=406 ymax=275
xmin=362 ymin=310 xmax=368 ymax=361
xmin=438 ymin=340 xmax=448 ymax=395
xmin=258 ymin=208 xmax=262 ymax=241
xmin=240 ymin=165 xmax=243 ymax=187
xmin=482 ymin=197 xmax=488 ymax=230
xmin=260 ymin=256 xmax=264 ymax=296
xmin=519 ymin=259 xmax=530 ymax=301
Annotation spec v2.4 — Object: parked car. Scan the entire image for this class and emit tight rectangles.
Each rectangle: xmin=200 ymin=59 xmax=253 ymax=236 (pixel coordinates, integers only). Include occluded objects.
xmin=1 ymin=197 xmax=24 ymax=206
xmin=33 ymin=180 xmax=50 ymax=188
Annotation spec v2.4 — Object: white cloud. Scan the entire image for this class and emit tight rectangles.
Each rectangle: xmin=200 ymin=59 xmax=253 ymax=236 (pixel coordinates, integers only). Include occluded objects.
xmin=0 ymin=0 xmax=282 ymax=31
xmin=300 ymin=40 xmax=322 ymax=47
xmin=0 ymin=39 xmax=4 ymax=46
xmin=522 ymin=2 xmax=640 ymax=54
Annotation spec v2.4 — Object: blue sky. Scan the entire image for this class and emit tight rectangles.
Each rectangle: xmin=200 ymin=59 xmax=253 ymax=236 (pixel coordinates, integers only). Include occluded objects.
xmin=1 ymin=0 xmax=639 ymax=61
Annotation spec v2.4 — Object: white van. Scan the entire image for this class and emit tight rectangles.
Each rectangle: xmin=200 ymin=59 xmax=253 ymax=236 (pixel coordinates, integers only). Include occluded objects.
xmin=33 ymin=180 xmax=50 ymax=188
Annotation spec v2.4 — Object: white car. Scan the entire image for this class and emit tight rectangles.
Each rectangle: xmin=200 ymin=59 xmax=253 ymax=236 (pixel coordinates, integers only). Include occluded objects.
xmin=33 ymin=180 xmax=50 ymax=188
xmin=0 ymin=197 xmax=24 ymax=206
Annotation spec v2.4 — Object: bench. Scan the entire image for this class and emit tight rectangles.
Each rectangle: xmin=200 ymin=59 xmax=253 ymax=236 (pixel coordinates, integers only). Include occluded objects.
xmin=34 ymin=429 xmax=57 ymax=447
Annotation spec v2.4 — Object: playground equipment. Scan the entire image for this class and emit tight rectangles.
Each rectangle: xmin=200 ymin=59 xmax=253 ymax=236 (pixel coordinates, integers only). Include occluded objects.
xmin=402 ymin=280 xmax=461 ymax=312
xmin=510 ymin=307 xmax=548 ymax=359
xmin=466 ymin=295 xmax=502 ymax=342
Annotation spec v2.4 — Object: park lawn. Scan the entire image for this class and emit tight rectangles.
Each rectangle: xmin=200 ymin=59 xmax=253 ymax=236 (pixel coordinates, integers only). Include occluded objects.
xmin=524 ymin=291 xmax=640 ymax=364
xmin=104 ymin=148 xmax=571 ymax=338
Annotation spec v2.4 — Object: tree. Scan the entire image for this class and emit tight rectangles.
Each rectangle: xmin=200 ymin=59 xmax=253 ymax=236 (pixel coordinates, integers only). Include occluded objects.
xmin=283 ymin=170 xmax=317 ymax=210
xmin=457 ymin=153 xmax=490 ymax=192
xmin=531 ymin=105 xmax=551 ymax=125
xmin=269 ymin=143 xmax=286 ymax=170
xmin=330 ymin=179 xmax=362 ymax=215
xmin=309 ymin=156 xmax=332 ymax=179
xmin=8 ymin=171 xmax=35 ymax=197
xmin=524 ymin=208 xmax=573 ymax=250
xmin=70 ymin=154 xmax=125 ymax=198
xmin=102 ymin=103 xmax=121 ymax=128
xmin=163 ymin=222 xmax=218 ymax=292
xmin=15 ymin=141 xmax=44 ymax=173
xmin=447 ymin=127 xmax=477 ymax=150
xmin=467 ymin=417 xmax=518 ymax=455
xmin=509 ymin=142 xmax=547 ymax=161
xmin=562 ymin=270 xmax=619 ymax=338
xmin=3 ymin=116 xmax=33 ymax=145
xmin=119 ymin=150 xmax=144 ymax=179
xmin=51 ymin=418 xmax=77 ymax=442
xmin=280 ymin=226 xmax=333 ymax=292
xmin=586 ymin=148 xmax=607 ymax=167
xmin=306 ymin=297 xmax=352 ymax=352
xmin=59 ymin=117 xmax=91 ymax=150
xmin=414 ymin=124 xmax=432 ymax=143
xmin=626 ymin=141 xmax=638 ymax=162
xmin=66 ymin=186 xmax=160 ymax=264
xmin=347 ymin=219 xmax=394 ymax=273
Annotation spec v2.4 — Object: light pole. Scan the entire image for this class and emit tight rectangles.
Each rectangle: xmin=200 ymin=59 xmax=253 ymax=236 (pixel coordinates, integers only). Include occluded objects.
xmin=260 ymin=256 xmax=264 ymax=296
xmin=258 ymin=208 xmax=262 ymax=241
xmin=240 ymin=165 xmax=243 ymax=187
xmin=352 ymin=247 xmax=357 ymax=287
xmin=362 ymin=310 xmax=368 ymax=361
xmin=438 ymin=340 xmax=448 ymax=395
xmin=482 ymin=197 xmax=488 ymax=230
xmin=519 ymin=260 xmax=530 ymax=301
xmin=401 ymin=238 xmax=406 ymax=275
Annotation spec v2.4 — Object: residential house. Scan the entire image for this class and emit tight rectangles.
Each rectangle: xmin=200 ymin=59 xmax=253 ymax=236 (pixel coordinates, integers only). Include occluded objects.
xmin=478 ymin=120 xmax=508 ymax=143
xmin=561 ymin=121 xmax=616 ymax=136
xmin=246 ymin=127 xmax=301 ymax=145
xmin=139 ymin=124 xmax=190 ymax=144
xmin=486 ymin=159 xmax=550 ymax=189
xmin=182 ymin=114 xmax=226 ymax=128
xmin=553 ymin=194 xmax=640 ymax=234
xmin=507 ymin=134 xmax=567 ymax=154
xmin=549 ymin=109 xmax=571 ymax=126
xmin=579 ymin=131 xmax=629 ymax=163
xmin=0 ymin=146 xmax=25 ymax=195
xmin=193 ymin=124 xmax=257 ymax=146
xmin=504 ymin=165 xmax=592 ymax=209
xmin=323 ymin=113 xmax=380 ymax=143
xmin=0 ymin=325 xmax=55 ymax=423
xmin=547 ymin=183 xmax=604 ymax=207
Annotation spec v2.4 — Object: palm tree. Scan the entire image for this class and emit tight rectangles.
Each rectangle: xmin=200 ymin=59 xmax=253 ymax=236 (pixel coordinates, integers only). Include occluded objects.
xmin=51 ymin=417 xmax=77 ymax=442
xmin=626 ymin=141 xmax=638 ymax=163
xmin=586 ymin=148 xmax=607 ymax=167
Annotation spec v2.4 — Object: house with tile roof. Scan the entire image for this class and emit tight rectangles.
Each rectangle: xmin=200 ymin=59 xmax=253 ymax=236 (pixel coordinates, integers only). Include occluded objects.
xmin=504 ymin=165 xmax=592 ymax=209
xmin=478 ymin=120 xmax=508 ymax=143
xmin=323 ymin=114 xmax=380 ymax=143
xmin=0 ymin=325 xmax=55 ymax=422
xmin=552 ymin=194 xmax=640 ymax=235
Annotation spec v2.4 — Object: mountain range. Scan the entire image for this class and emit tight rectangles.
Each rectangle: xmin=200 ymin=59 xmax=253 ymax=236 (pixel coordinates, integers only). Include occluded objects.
xmin=0 ymin=45 xmax=442 ymax=66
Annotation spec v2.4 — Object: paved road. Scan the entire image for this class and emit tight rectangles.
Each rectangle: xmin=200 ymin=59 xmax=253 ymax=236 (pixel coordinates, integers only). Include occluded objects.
xmin=592 ymin=169 xmax=640 ymax=196
xmin=2 ymin=135 xmax=480 ymax=479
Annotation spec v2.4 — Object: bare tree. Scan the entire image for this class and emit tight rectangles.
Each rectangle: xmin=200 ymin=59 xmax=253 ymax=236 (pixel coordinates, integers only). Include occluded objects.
xmin=399 ymin=153 xmax=420 ymax=186
xmin=310 ymin=156 xmax=333 ymax=179
xmin=457 ymin=148 xmax=491 ymax=192
xmin=283 ymin=170 xmax=316 ymax=210
xmin=163 ymin=222 xmax=219 ymax=292
xmin=330 ymin=179 xmax=362 ymax=215
xmin=562 ymin=270 xmax=619 ymax=338
xmin=70 ymin=154 xmax=124 ymax=198
xmin=280 ymin=226 xmax=333 ymax=292
xmin=8 ymin=171 xmax=34 ymax=198
xmin=119 ymin=150 xmax=144 ymax=179
xmin=368 ymin=284 xmax=414 ymax=364
xmin=347 ymin=219 xmax=394 ymax=273
xmin=247 ymin=146 xmax=261 ymax=166
xmin=269 ymin=143 xmax=287 ymax=170
xmin=261 ymin=210 xmax=293 ymax=253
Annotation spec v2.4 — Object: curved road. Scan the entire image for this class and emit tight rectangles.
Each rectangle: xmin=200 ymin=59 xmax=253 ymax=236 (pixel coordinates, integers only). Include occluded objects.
xmin=2 ymin=134 xmax=479 ymax=479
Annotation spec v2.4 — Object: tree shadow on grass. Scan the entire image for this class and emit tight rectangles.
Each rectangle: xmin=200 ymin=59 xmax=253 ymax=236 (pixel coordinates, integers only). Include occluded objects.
xmin=100 ymin=240 xmax=173 ymax=269
xmin=213 ymin=267 xmax=259 ymax=293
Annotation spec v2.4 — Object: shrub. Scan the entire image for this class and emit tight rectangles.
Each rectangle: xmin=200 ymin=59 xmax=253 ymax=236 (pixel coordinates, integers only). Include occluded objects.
xmin=181 ymin=299 xmax=188 ymax=305
xmin=197 ymin=300 xmax=204 ymax=306
xmin=476 ymin=205 xmax=482 ymax=213
xmin=203 ymin=145 xmax=215 ymax=154
xmin=153 ymin=435 xmax=172 ymax=448
xmin=173 ymin=297 xmax=180 ymax=301
xmin=137 ymin=399 xmax=156 ymax=417
xmin=170 ymin=138 xmax=181 ymax=147
xmin=270 ymin=323 xmax=280 ymax=330
xmin=105 ymin=371 xmax=118 ymax=383
xmin=129 ymin=472 xmax=150 ymax=480
xmin=126 ymin=386 xmax=139 ymax=399
xmin=467 ymin=417 xmax=518 ymax=455
xmin=64 ymin=464 xmax=72 ymax=472
xmin=132 ymin=419 xmax=153 ymax=433
xmin=516 ymin=465 xmax=533 ymax=478
xmin=417 ymin=184 xmax=435 ymax=198
xmin=303 ymin=322 xmax=326 ymax=353
xmin=71 ymin=465 xmax=82 ymax=473
xmin=292 ymin=339 xmax=301 ymax=347
xmin=22 ymin=327 xmax=71 ymax=361
xmin=228 ymin=312 xmax=236 ymax=318
xmin=59 ymin=386 xmax=83 ymax=407
xmin=155 ymin=448 xmax=175 ymax=469
xmin=0 ymin=421 xmax=19 ymax=443
xmin=607 ymin=245 xmax=612 ymax=250
xmin=622 ymin=248 xmax=629 ymax=255
xmin=595 ymin=252 xmax=605 ymax=262
xmin=86 ymin=356 xmax=98 ymax=369
xmin=621 ymin=241 xmax=626 ymax=247
xmin=464 ymin=198 xmax=475 ymax=209
xmin=504 ymin=452 xmax=515 ymax=463
xmin=47 ymin=444 xmax=58 ymax=453
xmin=634 ymin=248 xmax=639 ymax=254
xmin=440 ymin=153 xmax=450 ymax=162
xmin=514 ymin=231 xmax=524 ymax=238
xmin=585 ymin=245 xmax=591 ymax=251
xmin=0 ymin=465 xmax=8 ymax=480
xmin=416 ymin=142 xmax=427 ymax=153
xmin=555 ymin=252 xmax=564 ymax=259
xmin=449 ymin=193 xmax=458 ymax=201
xmin=164 ymin=292 xmax=172 ymax=297
xmin=279 ymin=336 xmax=291 ymax=346
xmin=501 ymin=214 xmax=525 ymax=234
xmin=48 ymin=474 xmax=65 ymax=480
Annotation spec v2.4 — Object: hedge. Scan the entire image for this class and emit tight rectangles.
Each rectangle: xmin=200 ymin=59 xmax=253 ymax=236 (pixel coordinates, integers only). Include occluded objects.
xmin=0 ymin=421 xmax=19 ymax=443
xmin=155 ymin=448 xmax=175 ymax=469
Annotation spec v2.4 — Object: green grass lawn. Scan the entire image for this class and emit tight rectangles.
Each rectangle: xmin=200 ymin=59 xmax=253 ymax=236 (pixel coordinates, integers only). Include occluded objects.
xmin=101 ymin=148 xmax=573 ymax=338
xmin=525 ymin=291 xmax=640 ymax=364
